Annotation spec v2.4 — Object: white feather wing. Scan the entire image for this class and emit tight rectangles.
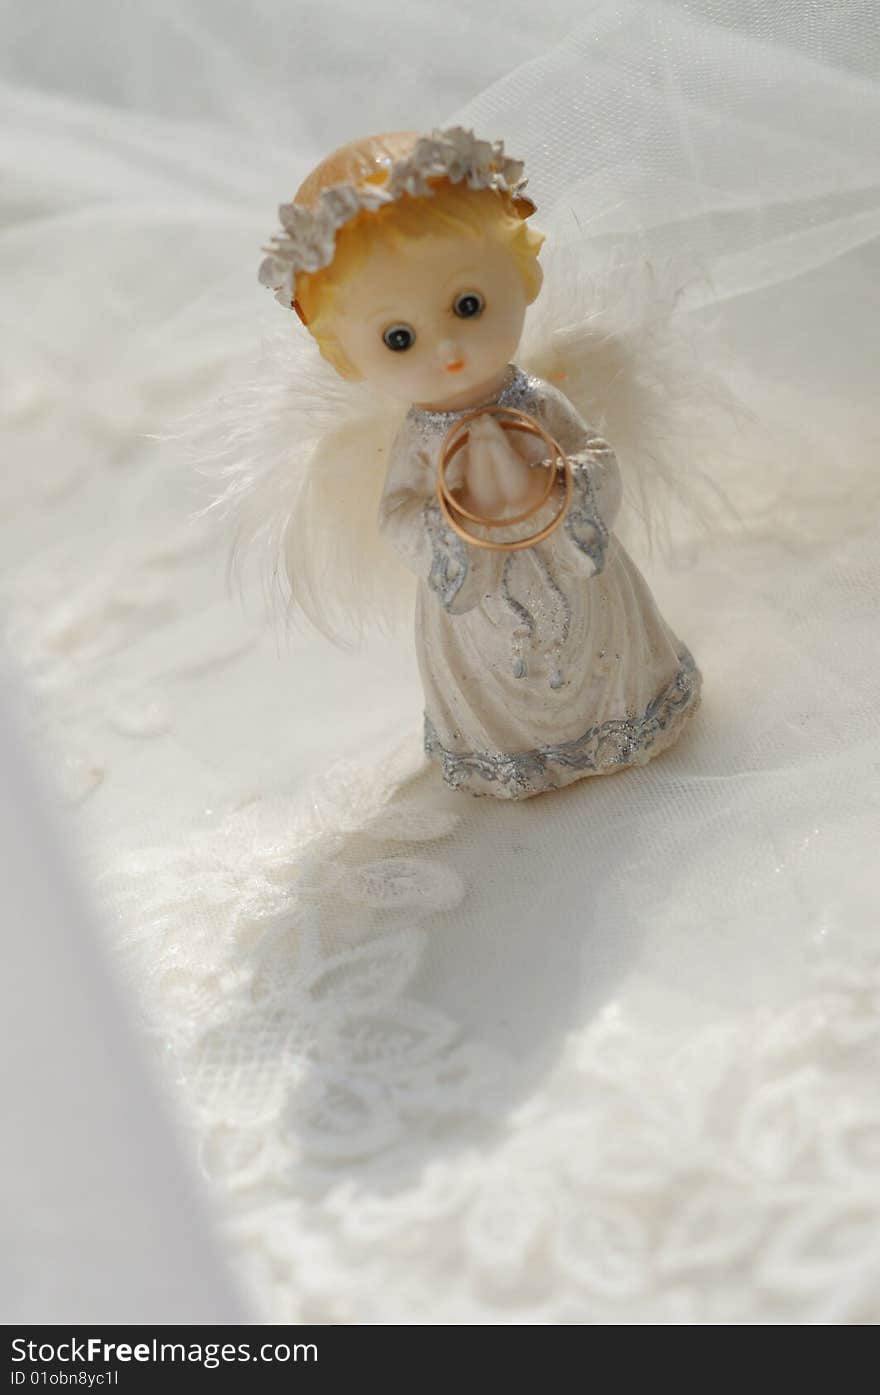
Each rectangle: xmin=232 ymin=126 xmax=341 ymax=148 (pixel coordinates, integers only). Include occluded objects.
xmin=182 ymin=331 xmax=414 ymax=646
xmin=519 ymin=244 xmax=742 ymax=558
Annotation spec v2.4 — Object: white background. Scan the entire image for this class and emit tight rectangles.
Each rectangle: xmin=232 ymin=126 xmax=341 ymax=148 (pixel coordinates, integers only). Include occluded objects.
xmin=1 ymin=1 xmax=879 ymax=1324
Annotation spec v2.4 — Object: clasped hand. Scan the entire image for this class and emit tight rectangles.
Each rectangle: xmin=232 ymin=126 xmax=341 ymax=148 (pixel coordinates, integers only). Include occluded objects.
xmin=453 ymin=413 xmax=553 ymax=521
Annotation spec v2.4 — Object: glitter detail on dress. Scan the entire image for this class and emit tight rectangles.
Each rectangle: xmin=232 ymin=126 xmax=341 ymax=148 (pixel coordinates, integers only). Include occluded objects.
xmin=423 ymin=649 xmax=701 ymax=799
xmin=406 ymin=364 xmax=537 ymax=436
xmin=565 ymin=463 xmax=610 ymax=574
xmin=500 ymin=555 xmax=535 ymax=678
xmin=422 ymin=499 xmax=469 ymax=610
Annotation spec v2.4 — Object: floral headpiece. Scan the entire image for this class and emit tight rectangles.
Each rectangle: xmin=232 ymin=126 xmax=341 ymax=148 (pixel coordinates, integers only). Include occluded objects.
xmin=258 ymin=126 xmax=535 ymax=310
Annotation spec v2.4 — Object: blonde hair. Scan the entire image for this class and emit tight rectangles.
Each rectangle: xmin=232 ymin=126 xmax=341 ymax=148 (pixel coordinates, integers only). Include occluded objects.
xmin=292 ymin=133 xmax=545 ymax=378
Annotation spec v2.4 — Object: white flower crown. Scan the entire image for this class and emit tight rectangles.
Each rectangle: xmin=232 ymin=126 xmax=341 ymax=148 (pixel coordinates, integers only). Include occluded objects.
xmin=258 ymin=126 xmax=534 ymax=309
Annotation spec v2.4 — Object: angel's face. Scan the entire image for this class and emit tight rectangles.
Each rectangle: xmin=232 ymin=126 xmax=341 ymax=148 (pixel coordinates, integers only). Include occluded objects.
xmin=328 ymin=232 xmax=532 ymax=410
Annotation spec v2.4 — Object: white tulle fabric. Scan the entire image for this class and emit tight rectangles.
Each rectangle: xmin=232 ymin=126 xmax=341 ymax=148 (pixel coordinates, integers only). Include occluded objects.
xmin=1 ymin=0 xmax=879 ymax=1324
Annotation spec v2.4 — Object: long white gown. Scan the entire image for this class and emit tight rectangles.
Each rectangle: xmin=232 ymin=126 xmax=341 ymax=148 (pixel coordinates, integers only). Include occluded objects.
xmin=378 ymin=363 xmax=702 ymax=798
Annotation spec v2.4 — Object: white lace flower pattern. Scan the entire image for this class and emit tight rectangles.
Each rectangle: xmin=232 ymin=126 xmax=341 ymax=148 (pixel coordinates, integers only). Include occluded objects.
xmin=94 ymin=730 xmax=880 ymax=1326
xmin=258 ymin=126 xmax=533 ymax=307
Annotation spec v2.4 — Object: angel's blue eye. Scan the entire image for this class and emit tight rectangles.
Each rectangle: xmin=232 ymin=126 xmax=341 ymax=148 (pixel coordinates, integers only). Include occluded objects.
xmin=453 ymin=291 xmax=484 ymax=319
xmin=383 ymin=324 xmax=415 ymax=352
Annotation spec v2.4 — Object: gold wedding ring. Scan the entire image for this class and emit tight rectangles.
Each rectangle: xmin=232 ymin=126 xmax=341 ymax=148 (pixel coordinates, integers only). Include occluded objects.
xmin=437 ymin=405 xmax=572 ymax=552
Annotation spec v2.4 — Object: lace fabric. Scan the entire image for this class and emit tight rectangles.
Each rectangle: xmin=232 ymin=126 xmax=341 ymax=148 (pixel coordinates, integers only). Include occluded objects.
xmin=96 ymin=617 xmax=880 ymax=1323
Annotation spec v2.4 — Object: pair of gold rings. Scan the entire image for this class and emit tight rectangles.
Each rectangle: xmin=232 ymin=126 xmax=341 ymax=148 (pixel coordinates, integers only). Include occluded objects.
xmin=436 ymin=405 xmax=572 ymax=552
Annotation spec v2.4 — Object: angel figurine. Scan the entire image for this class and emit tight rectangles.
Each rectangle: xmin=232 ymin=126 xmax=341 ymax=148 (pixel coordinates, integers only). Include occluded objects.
xmin=253 ymin=127 xmax=702 ymax=799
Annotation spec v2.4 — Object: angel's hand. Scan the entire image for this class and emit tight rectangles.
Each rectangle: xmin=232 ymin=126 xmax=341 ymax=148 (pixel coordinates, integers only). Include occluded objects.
xmin=457 ymin=415 xmax=505 ymax=517
xmin=465 ymin=414 xmax=552 ymax=518
xmin=505 ymin=420 xmax=554 ymax=469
